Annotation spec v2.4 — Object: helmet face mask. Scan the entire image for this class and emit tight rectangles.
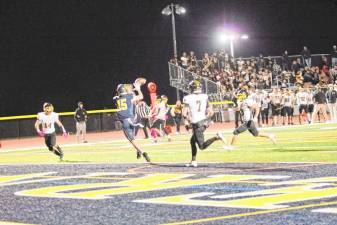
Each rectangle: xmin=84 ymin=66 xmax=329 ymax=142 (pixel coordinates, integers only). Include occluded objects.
xmin=189 ymin=80 xmax=202 ymax=93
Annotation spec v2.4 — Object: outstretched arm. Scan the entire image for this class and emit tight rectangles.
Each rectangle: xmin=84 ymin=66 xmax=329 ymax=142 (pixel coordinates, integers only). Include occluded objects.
xmin=132 ymin=85 xmax=143 ymax=102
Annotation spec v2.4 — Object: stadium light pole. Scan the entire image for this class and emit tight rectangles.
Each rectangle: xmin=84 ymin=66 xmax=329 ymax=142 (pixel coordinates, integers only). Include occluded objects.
xmin=218 ymin=33 xmax=249 ymax=59
xmin=162 ymin=3 xmax=186 ymax=100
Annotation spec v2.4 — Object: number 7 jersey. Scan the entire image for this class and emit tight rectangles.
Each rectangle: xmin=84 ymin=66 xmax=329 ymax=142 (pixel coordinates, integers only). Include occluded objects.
xmin=183 ymin=93 xmax=208 ymax=123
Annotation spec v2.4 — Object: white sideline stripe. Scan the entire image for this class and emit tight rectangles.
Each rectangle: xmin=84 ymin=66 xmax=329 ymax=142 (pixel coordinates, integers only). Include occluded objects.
xmin=312 ymin=208 xmax=337 ymax=213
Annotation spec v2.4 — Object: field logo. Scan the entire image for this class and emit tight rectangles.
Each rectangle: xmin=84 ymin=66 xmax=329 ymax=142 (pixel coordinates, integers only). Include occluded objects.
xmin=1 ymin=172 xmax=337 ymax=209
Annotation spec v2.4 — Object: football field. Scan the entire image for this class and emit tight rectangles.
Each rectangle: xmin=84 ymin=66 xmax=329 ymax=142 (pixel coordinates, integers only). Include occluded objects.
xmin=0 ymin=123 xmax=337 ymax=224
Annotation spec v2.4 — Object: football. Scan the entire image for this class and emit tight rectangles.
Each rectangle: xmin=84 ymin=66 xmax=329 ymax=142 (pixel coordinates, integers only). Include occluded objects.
xmin=134 ymin=77 xmax=147 ymax=87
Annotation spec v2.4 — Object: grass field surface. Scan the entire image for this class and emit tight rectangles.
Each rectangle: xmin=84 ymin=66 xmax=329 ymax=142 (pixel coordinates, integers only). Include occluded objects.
xmin=1 ymin=122 xmax=336 ymax=164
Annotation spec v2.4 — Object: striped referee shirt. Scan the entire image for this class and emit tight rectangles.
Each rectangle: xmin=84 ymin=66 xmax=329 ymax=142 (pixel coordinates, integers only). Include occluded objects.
xmin=135 ymin=102 xmax=150 ymax=119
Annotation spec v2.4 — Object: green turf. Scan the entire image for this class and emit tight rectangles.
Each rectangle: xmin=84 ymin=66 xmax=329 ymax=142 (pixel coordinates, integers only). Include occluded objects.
xmin=1 ymin=123 xmax=337 ymax=164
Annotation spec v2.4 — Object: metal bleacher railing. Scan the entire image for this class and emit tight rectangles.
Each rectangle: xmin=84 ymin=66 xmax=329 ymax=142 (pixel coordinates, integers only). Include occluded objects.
xmin=168 ymin=62 xmax=229 ymax=122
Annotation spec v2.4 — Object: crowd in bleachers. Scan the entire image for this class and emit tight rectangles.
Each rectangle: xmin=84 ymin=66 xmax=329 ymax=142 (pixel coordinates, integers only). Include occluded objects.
xmin=170 ymin=45 xmax=337 ymax=92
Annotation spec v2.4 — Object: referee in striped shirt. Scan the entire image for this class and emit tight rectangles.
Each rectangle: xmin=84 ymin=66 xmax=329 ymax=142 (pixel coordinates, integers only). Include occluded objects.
xmin=135 ymin=100 xmax=151 ymax=139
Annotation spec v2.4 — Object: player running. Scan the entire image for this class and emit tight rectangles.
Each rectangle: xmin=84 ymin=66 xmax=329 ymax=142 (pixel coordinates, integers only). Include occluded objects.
xmin=226 ymin=89 xmax=276 ymax=150
xmin=182 ymin=80 xmax=227 ymax=167
xmin=114 ymin=82 xmax=151 ymax=162
xmin=34 ymin=102 xmax=67 ymax=161
xmin=150 ymin=95 xmax=171 ymax=143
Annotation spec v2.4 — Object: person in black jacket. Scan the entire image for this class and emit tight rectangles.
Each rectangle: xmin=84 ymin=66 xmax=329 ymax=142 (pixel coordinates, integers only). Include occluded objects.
xmin=74 ymin=101 xmax=88 ymax=143
xmin=281 ymin=50 xmax=291 ymax=71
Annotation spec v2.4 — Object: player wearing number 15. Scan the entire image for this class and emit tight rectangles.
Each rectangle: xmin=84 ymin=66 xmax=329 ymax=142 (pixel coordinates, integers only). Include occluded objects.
xmin=34 ymin=102 xmax=67 ymax=161
xmin=114 ymin=82 xmax=151 ymax=162
xmin=182 ymin=80 xmax=227 ymax=167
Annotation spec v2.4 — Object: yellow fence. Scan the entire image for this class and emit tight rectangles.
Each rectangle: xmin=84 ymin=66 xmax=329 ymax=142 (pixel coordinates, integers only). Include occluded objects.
xmin=0 ymin=101 xmax=233 ymax=121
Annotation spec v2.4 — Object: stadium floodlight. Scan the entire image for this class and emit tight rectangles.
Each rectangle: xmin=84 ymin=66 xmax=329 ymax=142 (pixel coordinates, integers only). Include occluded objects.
xmin=241 ymin=34 xmax=249 ymax=40
xmin=175 ymin=4 xmax=186 ymax=15
xmin=161 ymin=5 xmax=172 ymax=15
xmin=217 ymin=31 xmax=249 ymax=59
xmin=162 ymin=3 xmax=186 ymax=100
xmin=162 ymin=3 xmax=186 ymax=58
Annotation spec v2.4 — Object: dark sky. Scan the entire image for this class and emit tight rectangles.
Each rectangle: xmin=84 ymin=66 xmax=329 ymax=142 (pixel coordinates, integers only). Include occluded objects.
xmin=0 ymin=0 xmax=336 ymax=115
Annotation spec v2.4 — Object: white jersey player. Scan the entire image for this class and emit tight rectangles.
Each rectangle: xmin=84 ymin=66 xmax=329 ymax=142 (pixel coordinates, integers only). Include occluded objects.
xmin=34 ymin=102 xmax=67 ymax=160
xmin=150 ymin=95 xmax=171 ymax=142
xmin=226 ymin=91 xmax=276 ymax=150
xmin=296 ymin=88 xmax=308 ymax=124
xmin=182 ymin=80 xmax=226 ymax=167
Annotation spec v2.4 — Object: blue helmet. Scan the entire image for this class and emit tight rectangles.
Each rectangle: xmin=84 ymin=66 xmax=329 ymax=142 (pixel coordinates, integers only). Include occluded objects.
xmin=116 ymin=84 xmax=128 ymax=95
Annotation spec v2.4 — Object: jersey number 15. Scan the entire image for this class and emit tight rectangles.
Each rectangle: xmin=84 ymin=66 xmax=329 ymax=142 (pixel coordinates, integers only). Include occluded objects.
xmin=117 ymin=99 xmax=128 ymax=110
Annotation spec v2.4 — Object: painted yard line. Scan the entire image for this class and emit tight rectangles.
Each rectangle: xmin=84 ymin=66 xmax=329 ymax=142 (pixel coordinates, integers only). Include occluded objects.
xmin=161 ymin=200 xmax=337 ymax=225
xmin=125 ymin=162 xmax=325 ymax=174
xmin=312 ymin=207 xmax=337 ymax=213
xmin=0 ymin=222 xmax=39 ymax=225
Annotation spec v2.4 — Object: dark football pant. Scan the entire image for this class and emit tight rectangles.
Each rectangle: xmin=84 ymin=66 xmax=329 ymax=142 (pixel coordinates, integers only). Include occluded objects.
xmin=233 ymin=120 xmax=259 ymax=137
xmin=44 ymin=132 xmax=62 ymax=157
xmin=44 ymin=133 xmax=56 ymax=151
xmin=190 ymin=122 xmax=218 ymax=159
xmin=122 ymin=118 xmax=135 ymax=141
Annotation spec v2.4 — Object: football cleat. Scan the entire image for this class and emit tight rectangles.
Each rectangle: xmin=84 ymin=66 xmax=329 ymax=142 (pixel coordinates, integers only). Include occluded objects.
xmin=142 ymin=152 xmax=151 ymax=163
xmin=216 ymin=132 xmax=227 ymax=145
xmin=185 ymin=161 xmax=198 ymax=168
xmin=56 ymin=146 xmax=64 ymax=161
xmin=136 ymin=151 xmax=142 ymax=159
xmin=224 ymin=145 xmax=235 ymax=151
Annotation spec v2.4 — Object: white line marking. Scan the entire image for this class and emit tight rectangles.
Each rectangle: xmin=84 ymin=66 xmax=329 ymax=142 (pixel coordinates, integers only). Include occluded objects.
xmin=312 ymin=207 xmax=337 ymax=213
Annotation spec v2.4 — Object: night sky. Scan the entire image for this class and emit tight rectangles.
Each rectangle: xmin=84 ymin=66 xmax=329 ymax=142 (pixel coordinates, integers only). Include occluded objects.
xmin=0 ymin=0 xmax=336 ymax=116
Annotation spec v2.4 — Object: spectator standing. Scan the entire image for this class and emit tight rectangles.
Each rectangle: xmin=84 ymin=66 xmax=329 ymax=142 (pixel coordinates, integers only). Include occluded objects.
xmin=306 ymin=88 xmax=315 ymax=123
xmin=301 ymin=46 xmax=311 ymax=67
xmin=281 ymin=50 xmax=291 ymax=71
xmin=180 ymin=52 xmax=189 ymax=69
xmin=311 ymin=87 xmax=328 ymax=123
xmin=74 ymin=102 xmax=88 ymax=143
xmin=326 ymin=85 xmax=337 ymax=121
xmin=331 ymin=45 xmax=337 ymax=67
xmin=135 ymin=100 xmax=151 ymax=139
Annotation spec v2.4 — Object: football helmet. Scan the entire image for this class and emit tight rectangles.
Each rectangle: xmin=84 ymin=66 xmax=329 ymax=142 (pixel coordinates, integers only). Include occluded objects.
xmin=43 ymin=102 xmax=54 ymax=113
xmin=116 ymin=84 xmax=128 ymax=95
xmin=188 ymin=80 xmax=202 ymax=93
xmin=161 ymin=95 xmax=168 ymax=103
